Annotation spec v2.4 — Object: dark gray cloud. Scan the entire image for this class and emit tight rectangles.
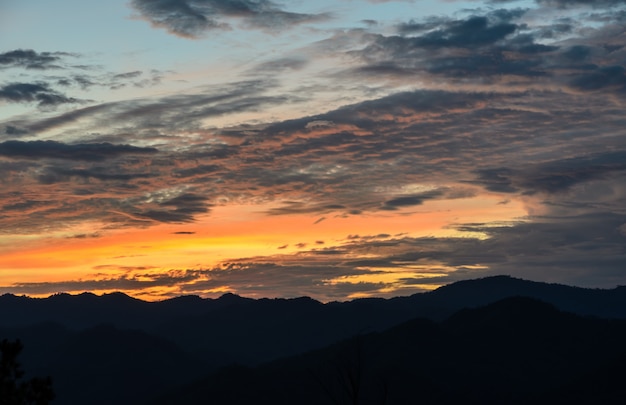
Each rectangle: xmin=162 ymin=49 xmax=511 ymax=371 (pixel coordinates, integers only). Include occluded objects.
xmin=381 ymin=190 xmax=445 ymax=210
xmin=349 ymin=15 xmax=552 ymax=82
xmin=1 ymin=199 xmax=54 ymax=212
xmin=130 ymin=0 xmax=330 ymax=38
xmin=0 ymin=140 xmax=158 ymax=161
xmin=4 ymin=126 xmax=29 ymax=136
xmin=66 ymin=232 xmax=101 ymax=239
xmin=135 ymin=193 xmax=211 ymax=223
xmin=55 ymin=75 xmax=95 ymax=89
xmin=472 ymin=168 xmax=517 ymax=193
xmin=1 ymin=79 xmax=278 ymax=138
xmin=1 ymin=274 xmax=183 ymax=296
xmin=42 ymin=167 xmax=155 ymax=183
xmin=346 ymin=6 xmax=626 ymax=96
xmin=266 ymin=202 xmax=348 ymax=216
xmin=178 ymin=261 xmax=392 ymax=299
xmin=5 ymin=103 xmax=114 ymax=135
xmin=536 ymin=0 xmax=626 ymax=8
xmin=412 ymin=16 xmax=517 ymax=48
xmin=112 ymin=71 xmax=143 ymax=80
xmin=533 ymin=22 xmax=574 ymax=39
xmin=393 ymin=9 xmax=526 ymax=48
xmin=569 ymin=65 xmax=626 ymax=92
xmin=0 ymin=49 xmax=69 ymax=70
xmin=251 ymin=58 xmax=308 ymax=75
xmin=106 ymin=79 xmax=295 ymax=132
xmin=396 ymin=16 xmax=449 ymax=35
xmin=450 ymin=214 xmax=626 ymax=287
xmin=0 ymin=82 xmax=80 ymax=107
xmin=44 ymin=68 xmax=163 ymax=92
xmin=472 ymin=151 xmax=626 ymax=195
xmin=50 ymin=69 xmax=164 ymax=91
xmin=173 ymin=164 xmax=222 ymax=178
xmin=108 ymin=70 xmax=166 ymax=90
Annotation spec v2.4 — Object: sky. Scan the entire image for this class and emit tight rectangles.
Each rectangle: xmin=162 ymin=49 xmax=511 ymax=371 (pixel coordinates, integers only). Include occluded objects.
xmin=0 ymin=0 xmax=625 ymax=301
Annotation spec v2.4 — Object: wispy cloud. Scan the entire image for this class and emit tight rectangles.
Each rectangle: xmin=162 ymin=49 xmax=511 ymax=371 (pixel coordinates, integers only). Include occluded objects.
xmin=0 ymin=49 xmax=71 ymax=70
xmin=130 ymin=0 xmax=331 ymax=38
xmin=0 ymin=140 xmax=158 ymax=161
xmin=345 ymin=7 xmax=626 ymax=95
xmin=0 ymin=82 xmax=81 ymax=107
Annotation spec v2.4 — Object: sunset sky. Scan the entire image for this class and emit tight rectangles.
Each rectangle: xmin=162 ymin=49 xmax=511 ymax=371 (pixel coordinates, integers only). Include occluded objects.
xmin=1 ymin=0 xmax=625 ymax=301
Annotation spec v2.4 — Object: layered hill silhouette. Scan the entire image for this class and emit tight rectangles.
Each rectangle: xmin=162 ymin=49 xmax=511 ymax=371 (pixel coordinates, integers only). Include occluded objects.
xmin=2 ymin=275 xmax=626 ymax=404
xmin=153 ymin=297 xmax=626 ymax=404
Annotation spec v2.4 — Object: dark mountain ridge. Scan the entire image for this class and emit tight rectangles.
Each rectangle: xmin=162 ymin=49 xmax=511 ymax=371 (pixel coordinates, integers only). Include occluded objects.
xmin=152 ymin=296 xmax=626 ymax=404
xmin=2 ymin=275 xmax=626 ymax=330
xmin=418 ymin=275 xmax=626 ymax=318
xmin=3 ymin=275 xmax=626 ymax=404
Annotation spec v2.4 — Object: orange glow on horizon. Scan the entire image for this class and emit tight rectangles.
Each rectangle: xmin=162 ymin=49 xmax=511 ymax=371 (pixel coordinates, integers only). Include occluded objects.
xmin=0 ymin=192 xmax=527 ymax=299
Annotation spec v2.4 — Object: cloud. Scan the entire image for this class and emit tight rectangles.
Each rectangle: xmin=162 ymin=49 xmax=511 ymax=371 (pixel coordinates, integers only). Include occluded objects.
xmin=0 ymin=273 xmax=184 ymax=296
xmin=249 ymin=57 xmax=308 ymax=75
xmin=112 ymin=71 xmax=143 ymax=80
xmin=135 ymin=192 xmax=211 ymax=223
xmin=266 ymin=202 xmax=348 ymax=216
xmin=472 ymin=168 xmax=517 ymax=193
xmin=46 ymin=69 xmax=163 ymax=92
xmin=569 ymin=65 xmax=626 ymax=92
xmin=130 ymin=0 xmax=330 ymax=38
xmin=1 ymin=79 xmax=285 ymax=138
xmin=472 ymin=151 xmax=626 ymax=195
xmin=41 ymin=167 xmax=155 ymax=183
xmin=105 ymin=80 xmax=295 ymax=132
xmin=1 ymin=199 xmax=54 ymax=212
xmin=0 ymin=140 xmax=158 ymax=161
xmin=412 ymin=16 xmax=517 ymax=48
xmin=450 ymin=214 xmax=626 ymax=287
xmin=396 ymin=16 xmax=449 ymax=35
xmin=344 ymin=6 xmax=626 ymax=96
xmin=4 ymin=103 xmax=115 ymax=135
xmin=4 ymin=126 xmax=29 ymax=136
xmin=0 ymin=82 xmax=81 ymax=107
xmin=0 ymin=49 xmax=69 ymax=70
xmin=536 ymin=0 xmax=626 ymax=8
xmin=4 ymin=204 xmax=625 ymax=298
xmin=0 ymin=49 xmax=164 ymax=107
xmin=381 ymin=190 xmax=445 ymax=210
xmin=2 ymin=80 xmax=623 ymax=236
xmin=173 ymin=164 xmax=222 ymax=178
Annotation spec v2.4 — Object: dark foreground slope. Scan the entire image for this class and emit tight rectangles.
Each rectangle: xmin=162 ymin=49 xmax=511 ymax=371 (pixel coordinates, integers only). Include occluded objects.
xmin=2 ymin=276 xmax=626 ymax=404
xmin=152 ymin=297 xmax=626 ymax=405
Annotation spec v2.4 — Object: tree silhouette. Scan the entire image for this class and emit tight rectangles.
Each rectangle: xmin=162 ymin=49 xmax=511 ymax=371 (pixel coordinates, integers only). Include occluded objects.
xmin=0 ymin=339 xmax=54 ymax=405
xmin=310 ymin=336 xmax=389 ymax=405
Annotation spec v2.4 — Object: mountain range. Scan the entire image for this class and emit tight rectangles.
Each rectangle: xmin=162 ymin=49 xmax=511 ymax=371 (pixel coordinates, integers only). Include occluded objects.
xmin=2 ymin=275 xmax=626 ymax=404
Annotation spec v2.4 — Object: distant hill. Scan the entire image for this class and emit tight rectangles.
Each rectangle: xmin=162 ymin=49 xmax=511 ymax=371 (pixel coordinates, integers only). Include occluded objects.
xmin=3 ymin=275 xmax=626 ymax=331
xmin=2 ymin=276 xmax=626 ymax=404
xmin=412 ymin=275 xmax=626 ymax=319
xmin=151 ymin=296 xmax=626 ymax=404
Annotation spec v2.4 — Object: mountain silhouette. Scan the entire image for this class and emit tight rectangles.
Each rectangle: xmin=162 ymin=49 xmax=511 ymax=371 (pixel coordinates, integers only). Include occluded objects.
xmin=152 ymin=296 xmax=626 ymax=404
xmin=2 ymin=276 xmax=626 ymax=404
